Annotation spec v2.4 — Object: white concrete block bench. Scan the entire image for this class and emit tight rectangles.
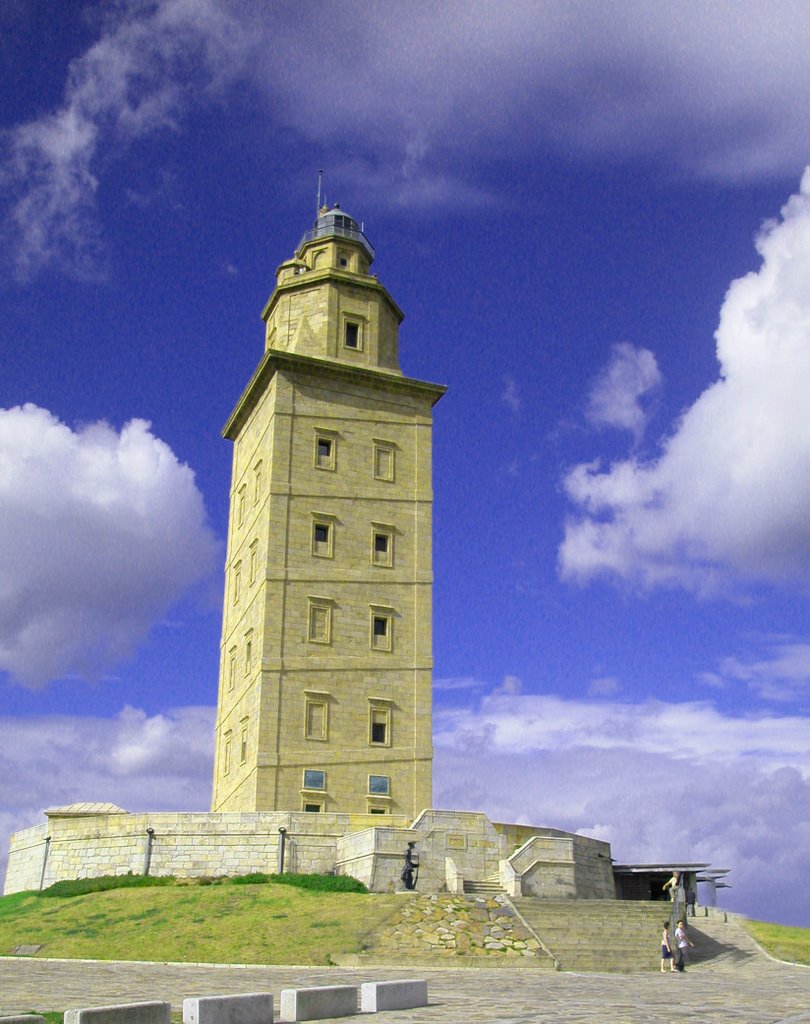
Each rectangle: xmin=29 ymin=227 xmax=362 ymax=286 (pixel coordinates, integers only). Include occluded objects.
xmin=183 ymin=993 xmax=273 ymax=1024
xmin=360 ymin=980 xmax=428 ymax=1013
xmin=1 ymin=1017 xmax=45 ymax=1024
xmin=64 ymin=1003 xmax=170 ymax=1024
xmin=279 ymin=984 xmax=359 ymax=1022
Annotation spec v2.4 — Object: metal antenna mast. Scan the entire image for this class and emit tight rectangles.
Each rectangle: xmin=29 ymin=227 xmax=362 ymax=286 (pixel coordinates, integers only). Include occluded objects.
xmin=316 ymin=169 xmax=323 ymax=217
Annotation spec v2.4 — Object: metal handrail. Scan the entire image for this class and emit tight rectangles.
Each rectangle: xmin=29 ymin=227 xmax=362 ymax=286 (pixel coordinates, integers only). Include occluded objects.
xmin=298 ymin=223 xmax=375 ymax=259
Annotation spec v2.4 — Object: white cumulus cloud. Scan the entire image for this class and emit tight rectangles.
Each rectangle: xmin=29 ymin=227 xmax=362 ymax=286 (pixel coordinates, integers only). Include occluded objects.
xmin=0 ymin=404 xmax=219 ymax=687
xmin=560 ymin=169 xmax=810 ymax=595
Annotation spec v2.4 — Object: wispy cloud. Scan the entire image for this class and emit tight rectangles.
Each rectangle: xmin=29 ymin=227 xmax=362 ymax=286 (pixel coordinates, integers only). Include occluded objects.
xmin=4 ymin=2 xmax=810 ymax=278
xmin=433 ymin=675 xmax=486 ymax=693
xmin=1 ymin=0 xmax=249 ymax=279
xmin=501 ymin=376 xmax=521 ymax=415
xmin=717 ymin=639 xmax=810 ymax=702
xmin=0 ymin=404 xmax=219 ymax=686
xmin=561 ymin=170 xmax=810 ymax=595
xmin=588 ymin=675 xmax=620 ymax=697
xmin=586 ymin=342 xmax=661 ymax=443
xmin=435 ymin=691 xmax=810 ymax=770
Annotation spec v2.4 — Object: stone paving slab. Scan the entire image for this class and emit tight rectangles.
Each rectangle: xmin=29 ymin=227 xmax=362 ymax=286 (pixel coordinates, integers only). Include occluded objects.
xmin=1 ymin=955 xmax=809 ymax=1023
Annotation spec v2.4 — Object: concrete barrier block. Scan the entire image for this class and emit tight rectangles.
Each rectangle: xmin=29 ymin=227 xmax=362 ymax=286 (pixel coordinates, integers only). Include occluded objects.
xmin=183 ymin=993 xmax=273 ymax=1024
xmin=360 ymin=980 xmax=428 ymax=1013
xmin=64 ymin=1002 xmax=171 ymax=1024
xmin=279 ymin=985 xmax=359 ymax=1021
xmin=1 ymin=1017 xmax=45 ymax=1024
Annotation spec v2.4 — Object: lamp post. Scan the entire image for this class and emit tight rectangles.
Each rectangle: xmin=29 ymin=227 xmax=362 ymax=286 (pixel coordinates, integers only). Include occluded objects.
xmin=278 ymin=827 xmax=287 ymax=874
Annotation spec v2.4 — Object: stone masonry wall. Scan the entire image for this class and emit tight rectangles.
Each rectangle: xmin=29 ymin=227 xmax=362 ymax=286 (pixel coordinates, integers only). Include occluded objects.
xmin=364 ymin=894 xmax=546 ymax=960
xmin=4 ymin=810 xmax=404 ymax=895
xmin=5 ymin=807 xmax=616 ymax=903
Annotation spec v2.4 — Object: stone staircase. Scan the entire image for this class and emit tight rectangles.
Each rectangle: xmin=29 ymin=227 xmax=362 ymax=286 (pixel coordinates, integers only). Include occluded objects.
xmin=463 ymin=875 xmax=505 ymax=896
xmin=511 ymin=898 xmax=669 ymax=972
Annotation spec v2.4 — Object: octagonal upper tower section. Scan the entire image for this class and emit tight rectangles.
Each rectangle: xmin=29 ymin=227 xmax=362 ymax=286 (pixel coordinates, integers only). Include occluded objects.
xmin=261 ymin=204 xmax=403 ymax=374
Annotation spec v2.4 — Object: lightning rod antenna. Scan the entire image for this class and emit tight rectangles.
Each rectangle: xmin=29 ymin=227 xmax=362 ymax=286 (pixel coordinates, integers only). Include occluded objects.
xmin=316 ymin=170 xmax=323 ymax=218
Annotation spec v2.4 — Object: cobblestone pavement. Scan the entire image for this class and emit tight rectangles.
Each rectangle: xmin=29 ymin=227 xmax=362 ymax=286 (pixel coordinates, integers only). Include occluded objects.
xmin=1 ymin=952 xmax=808 ymax=1024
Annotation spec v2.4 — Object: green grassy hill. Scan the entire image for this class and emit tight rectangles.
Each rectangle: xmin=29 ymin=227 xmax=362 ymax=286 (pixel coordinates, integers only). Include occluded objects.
xmin=0 ymin=876 xmax=401 ymax=965
xmin=1 ymin=877 xmax=808 ymax=968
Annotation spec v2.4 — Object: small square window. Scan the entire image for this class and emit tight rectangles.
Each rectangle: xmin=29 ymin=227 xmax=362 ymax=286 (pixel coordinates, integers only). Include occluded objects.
xmin=372 ymin=527 xmax=393 ymax=567
xmin=369 ymin=807 xmax=387 ymax=815
xmin=370 ymin=612 xmax=392 ymax=651
xmin=373 ymin=443 xmax=395 ymax=482
xmin=304 ymin=769 xmax=325 ymax=790
xmin=315 ymin=434 xmax=336 ymax=471
xmin=312 ymin=519 xmax=334 ymax=558
xmin=304 ymin=802 xmax=323 ymax=813
xmin=344 ymin=321 xmax=360 ymax=349
xmin=370 ymin=706 xmax=389 ymax=745
xmin=368 ymin=774 xmax=390 ymax=796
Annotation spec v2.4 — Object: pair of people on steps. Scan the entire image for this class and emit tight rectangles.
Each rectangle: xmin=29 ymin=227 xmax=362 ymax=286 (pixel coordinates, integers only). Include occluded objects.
xmin=661 ymin=919 xmax=693 ymax=972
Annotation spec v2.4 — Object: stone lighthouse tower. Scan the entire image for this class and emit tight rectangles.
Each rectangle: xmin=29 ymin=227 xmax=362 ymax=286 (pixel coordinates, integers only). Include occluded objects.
xmin=211 ymin=204 xmax=445 ymax=820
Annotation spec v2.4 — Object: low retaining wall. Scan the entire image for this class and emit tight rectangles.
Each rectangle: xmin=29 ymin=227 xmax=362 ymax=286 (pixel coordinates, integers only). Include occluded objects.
xmin=4 ymin=810 xmax=405 ymax=895
xmin=4 ymin=806 xmax=617 ymax=901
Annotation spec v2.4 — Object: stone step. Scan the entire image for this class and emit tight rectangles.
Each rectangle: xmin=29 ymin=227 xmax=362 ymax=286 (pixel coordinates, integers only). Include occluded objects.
xmin=463 ymin=882 xmax=505 ymax=894
xmin=511 ymin=898 xmax=671 ymax=972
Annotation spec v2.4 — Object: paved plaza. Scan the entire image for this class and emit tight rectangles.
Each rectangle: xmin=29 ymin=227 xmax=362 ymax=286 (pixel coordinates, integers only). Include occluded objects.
xmin=1 ymin=951 xmax=808 ymax=1024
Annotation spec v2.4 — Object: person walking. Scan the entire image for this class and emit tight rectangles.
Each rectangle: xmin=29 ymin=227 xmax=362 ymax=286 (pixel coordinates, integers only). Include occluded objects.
xmin=661 ymin=920 xmax=676 ymax=972
xmin=663 ymin=870 xmax=680 ymax=900
xmin=675 ymin=919 xmax=694 ymax=971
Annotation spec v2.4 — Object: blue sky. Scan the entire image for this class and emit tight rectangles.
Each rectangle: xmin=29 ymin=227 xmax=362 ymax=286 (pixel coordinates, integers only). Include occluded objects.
xmin=2 ymin=1 xmax=810 ymax=926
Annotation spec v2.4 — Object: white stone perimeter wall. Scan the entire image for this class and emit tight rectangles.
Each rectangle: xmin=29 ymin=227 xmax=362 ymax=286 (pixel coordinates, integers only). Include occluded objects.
xmin=4 ymin=822 xmax=50 ymax=893
xmin=3 ymin=811 xmax=407 ymax=895
xmin=4 ymin=807 xmax=616 ymax=900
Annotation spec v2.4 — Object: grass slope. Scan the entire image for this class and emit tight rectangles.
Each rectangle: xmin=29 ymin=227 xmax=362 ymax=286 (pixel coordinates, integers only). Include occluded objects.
xmin=0 ymin=880 xmax=401 ymax=965
xmin=745 ymin=919 xmax=810 ymax=966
